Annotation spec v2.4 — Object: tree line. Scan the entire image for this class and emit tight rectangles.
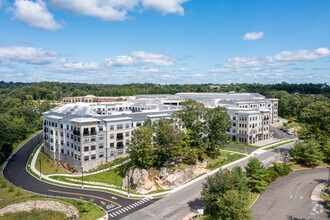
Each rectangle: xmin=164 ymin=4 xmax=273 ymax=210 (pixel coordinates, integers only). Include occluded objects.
xmin=1 ymin=81 xmax=328 ymax=101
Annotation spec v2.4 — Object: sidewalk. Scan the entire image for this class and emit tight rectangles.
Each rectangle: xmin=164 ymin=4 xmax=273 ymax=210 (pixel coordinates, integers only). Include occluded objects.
xmin=311 ymin=183 xmax=327 ymax=202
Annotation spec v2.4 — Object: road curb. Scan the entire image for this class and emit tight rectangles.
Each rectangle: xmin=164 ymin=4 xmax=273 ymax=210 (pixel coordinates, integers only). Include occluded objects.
xmin=311 ymin=183 xmax=327 ymax=202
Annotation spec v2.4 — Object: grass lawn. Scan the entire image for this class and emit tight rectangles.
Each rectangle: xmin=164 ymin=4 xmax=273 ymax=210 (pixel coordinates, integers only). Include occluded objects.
xmin=229 ymin=141 xmax=259 ymax=149
xmin=207 ymin=152 xmax=246 ymax=170
xmin=224 ymin=147 xmax=249 ymax=154
xmin=263 ymin=140 xmax=294 ymax=150
xmin=0 ymin=176 xmax=105 ymax=219
xmin=66 ymin=162 xmax=129 ymax=187
xmin=248 ymin=192 xmax=259 ymax=207
xmin=2 ymin=209 xmax=66 ymax=220
xmin=86 ymin=157 xmax=129 ymax=173
xmin=35 ymin=151 xmax=70 ymax=175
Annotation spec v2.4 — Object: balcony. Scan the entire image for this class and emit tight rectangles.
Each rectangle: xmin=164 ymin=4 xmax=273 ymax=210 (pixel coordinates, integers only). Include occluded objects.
xmin=73 ymin=130 xmax=81 ymax=135
xmin=83 ymin=132 xmax=89 ymax=136
xmin=91 ymin=131 xmax=97 ymax=135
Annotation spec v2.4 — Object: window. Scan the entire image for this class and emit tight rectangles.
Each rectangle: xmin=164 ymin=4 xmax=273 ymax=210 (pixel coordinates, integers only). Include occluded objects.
xmin=84 ymin=146 xmax=89 ymax=151
xmin=67 ymin=124 xmax=69 ymax=130
xmin=117 ymin=142 xmax=123 ymax=149
xmin=78 ymin=146 xmax=81 ymax=152
xmin=61 ymin=140 xmax=63 ymax=145
xmin=67 ymin=142 xmax=69 ymax=147
xmin=98 ymin=135 xmax=103 ymax=140
xmin=125 ymin=123 xmax=129 ymax=129
xmin=83 ymin=128 xmax=89 ymax=135
xmin=84 ymin=137 xmax=89 ymax=143
xmin=71 ymin=143 xmax=73 ymax=148
xmin=125 ymin=132 xmax=129 ymax=137
xmin=67 ymin=150 xmax=69 ymax=155
xmin=91 ymin=154 xmax=96 ymax=160
xmin=116 ymin=124 xmax=123 ymax=130
xmin=136 ymin=122 xmax=142 ymax=127
xmin=74 ymin=154 xmax=77 ymax=159
xmin=50 ymin=130 xmax=53 ymax=135
xmin=117 ymin=149 xmax=123 ymax=155
xmin=71 ymin=134 xmax=73 ymax=139
xmin=99 ymin=126 xmax=103 ymax=131
xmin=110 ymin=134 xmax=114 ymax=139
xmin=117 ymin=133 xmax=123 ymax=141
xmin=91 ymin=127 xmax=96 ymax=134
xmin=84 ymin=156 xmax=89 ymax=161
xmin=110 ymin=151 xmax=115 ymax=156
xmin=99 ymin=144 xmax=104 ymax=149
xmin=61 ymin=149 xmax=64 ymax=154
xmin=91 ymin=136 xmax=96 ymax=142
xmin=91 ymin=145 xmax=96 ymax=151
xmin=110 ymin=143 xmax=114 ymax=148
xmin=60 ymin=132 xmax=63 ymax=137
xmin=233 ymin=116 xmax=236 ymax=120
xmin=74 ymin=145 xmax=77 ymax=150
xmin=78 ymin=137 xmax=80 ymax=142
xmin=99 ymin=152 xmax=104 ymax=158
xmin=67 ymin=133 xmax=69 ymax=138
xmin=109 ymin=125 xmax=114 ymax=130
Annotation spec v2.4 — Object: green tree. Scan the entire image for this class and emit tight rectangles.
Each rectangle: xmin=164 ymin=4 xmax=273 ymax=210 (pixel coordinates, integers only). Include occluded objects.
xmin=154 ymin=119 xmax=184 ymax=166
xmin=290 ymin=140 xmax=324 ymax=166
xmin=128 ymin=126 xmax=154 ymax=169
xmin=204 ymin=106 xmax=231 ymax=157
xmin=247 ymin=169 xmax=269 ymax=193
xmin=231 ymin=166 xmax=249 ymax=195
xmin=174 ymin=99 xmax=206 ymax=148
xmin=214 ymin=189 xmax=252 ymax=220
xmin=245 ymin=157 xmax=264 ymax=177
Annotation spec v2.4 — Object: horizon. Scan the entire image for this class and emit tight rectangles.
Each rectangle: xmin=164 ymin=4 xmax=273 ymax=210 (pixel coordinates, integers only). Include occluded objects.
xmin=1 ymin=0 xmax=330 ymax=84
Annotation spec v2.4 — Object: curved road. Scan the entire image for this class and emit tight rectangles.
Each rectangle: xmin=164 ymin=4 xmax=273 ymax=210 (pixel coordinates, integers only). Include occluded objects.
xmin=252 ymin=168 xmax=329 ymax=220
xmin=2 ymin=133 xmax=158 ymax=219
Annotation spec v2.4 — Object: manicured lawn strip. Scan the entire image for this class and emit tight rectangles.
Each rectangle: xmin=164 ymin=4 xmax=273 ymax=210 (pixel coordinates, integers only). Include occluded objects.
xmin=36 ymin=151 xmax=70 ymax=175
xmin=3 ymin=208 xmax=66 ymax=220
xmin=224 ymin=147 xmax=248 ymax=154
xmin=229 ymin=141 xmax=260 ymax=149
xmin=248 ymin=192 xmax=259 ymax=207
xmin=207 ymin=152 xmax=246 ymax=170
xmin=264 ymin=140 xmax=294 ymax=150
xmin=86 ymin=157 xmax=129 ymax=173
xmin=68 ymin=163 xmax=128 ymax=187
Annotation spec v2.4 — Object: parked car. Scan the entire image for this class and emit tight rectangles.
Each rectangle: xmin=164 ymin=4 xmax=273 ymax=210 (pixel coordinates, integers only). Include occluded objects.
xmin=283 ymin=129 xmax=288 ymax=132
xmin=285 ymin=152 xmax=290 ymax=158
xmin=287 ymin=131 xmax=293 ymax=135
xmin=277 ymin=126 xmax=282 ymax=130
xmin=283 ymin=122 xmax=288 ymax=126
xmin=287 ymin=121 xmax=292 ymax=124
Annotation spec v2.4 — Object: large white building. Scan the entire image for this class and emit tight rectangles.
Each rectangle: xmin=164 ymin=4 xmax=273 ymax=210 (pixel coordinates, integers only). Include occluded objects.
xmin=43 ymin=92 xmax=278 ymax=171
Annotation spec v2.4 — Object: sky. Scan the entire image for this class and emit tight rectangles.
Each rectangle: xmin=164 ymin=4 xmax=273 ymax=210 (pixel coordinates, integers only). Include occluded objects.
xmin=0 ymin=0 xmax=330 ymax=84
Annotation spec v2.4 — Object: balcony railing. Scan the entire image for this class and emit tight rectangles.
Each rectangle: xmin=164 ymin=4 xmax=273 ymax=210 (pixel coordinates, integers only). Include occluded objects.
xmin=83 ymin=133 xmax=89 ymax=136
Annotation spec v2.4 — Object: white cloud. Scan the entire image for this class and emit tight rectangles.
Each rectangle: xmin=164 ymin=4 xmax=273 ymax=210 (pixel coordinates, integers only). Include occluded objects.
xmin=49 ymin=0 xmax=135 ymax=21
xmin=141 ymin=0 xmax=189 ymax=15
xmin=14 ymin=0 xmax=62 ymax=31
xmin=0 ymin=46 xmax=60 ymax=64
xmin=131 ymin=51 xmax=175 ymax=66
xmin=43 ymin=62 xmax=100 ymax=73
xmin=208 ymin=68 xmax=231 ymax=73
xmin=224 ymin=57 xmax=262 ymax=68
xmin=242 ymin=32 xmax=264 ymax=40
xmin=269 ymin=47 xmax=330 ymax=62
xmin=134 ymin=68 xmax=159 ymax=73
xmin=105 ymin=56 xmax=136 ymax=67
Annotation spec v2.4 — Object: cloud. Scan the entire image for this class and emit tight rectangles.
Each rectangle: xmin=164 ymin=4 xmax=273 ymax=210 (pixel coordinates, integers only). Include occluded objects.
xmin=208 ymin=68 xmax=231 ymax=73
xmin=141 ymin=0 xmax=189 ymax=15
xmin=105 ymin=56 xmax=136 ymax=67
xmin=49 ymin=0 xmax=134 ymax=21
xmin=134 ymin=68 xmax=159 ymax=73
xmin=242 ymin=32 xmax=264 ymax=40
xmin=267 ymin=47 xmax=330 ymax=62
xmin=224 ymin=57 xmax=262 ymax=68
xmin=0 ymin=46 xmax=61 ymax=64
xmin=13 ymin=0 xmax=62 ymax=31
xmin=131 ymin=51 xmax=175 ymax=66
xmin=42 ymin=62 xmax=100 ymax=73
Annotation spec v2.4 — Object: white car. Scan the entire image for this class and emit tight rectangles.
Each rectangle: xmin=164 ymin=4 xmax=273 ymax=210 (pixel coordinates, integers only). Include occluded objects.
xmin=287 ymin=131 xmax=293 ymax=135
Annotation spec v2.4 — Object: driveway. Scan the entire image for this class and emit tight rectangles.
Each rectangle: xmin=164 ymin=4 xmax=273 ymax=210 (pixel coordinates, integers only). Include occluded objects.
xmin=271 ymin=126 xmax=296 ymax=140
xmin=252 ymin=168 xmax=329 ymax=220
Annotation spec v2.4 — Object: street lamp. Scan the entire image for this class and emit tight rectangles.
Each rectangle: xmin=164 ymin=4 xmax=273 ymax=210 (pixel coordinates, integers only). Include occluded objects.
xmin=38 ymin=159 xmax=41 ymax=179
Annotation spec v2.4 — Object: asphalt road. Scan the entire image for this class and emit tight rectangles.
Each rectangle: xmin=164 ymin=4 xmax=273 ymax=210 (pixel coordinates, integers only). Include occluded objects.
xmin=122 ymin=142 xmax=295 ymax=220
xmin=1 ymin=133 xmax=158 ymax=220
xmin=252 ymin=168 xmax=329 ymax=220
xmin=271 ymin=126 xmax=296 ymax=140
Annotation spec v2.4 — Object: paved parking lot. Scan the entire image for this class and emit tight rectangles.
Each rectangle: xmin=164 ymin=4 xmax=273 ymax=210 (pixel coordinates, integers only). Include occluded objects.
xmin=252 ymin=168 xmax=329 ymax=220
xmin=271 ymin=126 xmax=296 ymax=140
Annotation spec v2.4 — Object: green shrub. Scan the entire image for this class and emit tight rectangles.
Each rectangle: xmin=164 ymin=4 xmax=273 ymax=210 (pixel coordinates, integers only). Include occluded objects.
xmin=0 ymin=179 xmax=7 ymax=188
xmin=7 ymin=184 xmax=14 ymax=192
xmin=15 ymin=187 xmax=22 ymax=196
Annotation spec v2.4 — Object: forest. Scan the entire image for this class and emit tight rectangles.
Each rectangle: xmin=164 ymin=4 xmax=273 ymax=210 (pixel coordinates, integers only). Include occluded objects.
xmin=0 ymin=81 xmax=329 ymax=166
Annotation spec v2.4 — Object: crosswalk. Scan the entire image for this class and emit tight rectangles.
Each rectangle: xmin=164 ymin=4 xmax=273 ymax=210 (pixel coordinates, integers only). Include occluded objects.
xmin=108 ymin=198 xmax=151 ymax=218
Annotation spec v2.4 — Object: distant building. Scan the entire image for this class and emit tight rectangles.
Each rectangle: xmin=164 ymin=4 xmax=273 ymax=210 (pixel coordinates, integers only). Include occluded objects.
xmin=62 ymin=95 xmax=125 ymax=104
xmin=43 ymin=92 xmax=278 ymax=171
